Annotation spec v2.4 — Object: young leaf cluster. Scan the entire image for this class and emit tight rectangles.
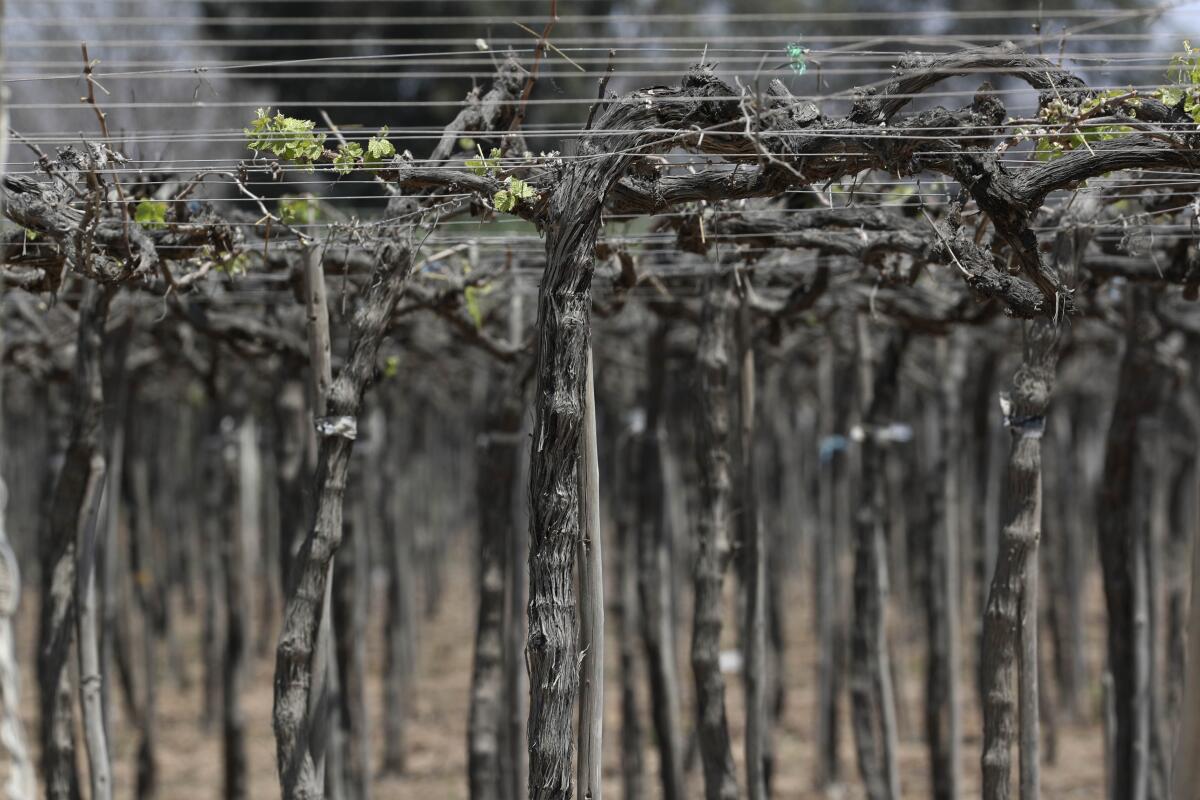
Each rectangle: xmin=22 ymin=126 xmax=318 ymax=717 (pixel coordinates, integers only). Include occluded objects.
xmin=493 ymin=177 xmax=537 ymax=213
xmin=135 ymin=199 xmax=168 ymax=230
xmin=1031 ymin=89 xmax=1141 ymax=160
xmin=245 ymin=108 xmax=327 ymax=169
xmin=466 ymin=147 xmax=503 ymax=176
xmin=245 ymin=111 xmax=397 ymax=175
xmin=1155 ymin=40 xmax=1200 ymax=123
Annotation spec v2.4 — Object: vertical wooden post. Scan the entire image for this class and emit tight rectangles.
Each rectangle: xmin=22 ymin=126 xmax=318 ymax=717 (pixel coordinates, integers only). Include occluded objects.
xmin=576 ymin=349 xmax=604 ymax=800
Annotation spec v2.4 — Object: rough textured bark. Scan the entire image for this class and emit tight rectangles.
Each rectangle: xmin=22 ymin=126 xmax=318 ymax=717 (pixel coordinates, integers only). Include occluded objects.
xmin=75 ymin=453 xmax=110 ymax=800
xmin=469 ymin=366 xmax=522 ymax=800
xmin=849 ymin=319 xmax=905 ymax=800
xmin=524 ymin=66 xmax=741 ymax=799
xmin=274 ymin=378 xmax=309 ymax=596
xmin=1097 ymin=288 xmax=1165 ymax=800
xmin=76 ymin=434 xmax=111 ymax=800
xmin=272 ymin=213 xmax=417 ymax=800
xmin=691 ymin=279 xmax=739 ymax=800
xmin=575 ymin=350 xmax=604 ymax=800
xmin=40 ymin=283 xmax=114 ymax=800
xmin=979 ymin=317 xmax=1059 ymax=800
xmin=332 ymin=507 xmax=369 ymax=800
xmin=635 ymin=325 xmax=686 ymax=800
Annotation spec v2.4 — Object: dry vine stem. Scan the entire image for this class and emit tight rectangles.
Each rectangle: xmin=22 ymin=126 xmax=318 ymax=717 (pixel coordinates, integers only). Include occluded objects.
xmin=271 ymin=58 xmax=523 ymax=800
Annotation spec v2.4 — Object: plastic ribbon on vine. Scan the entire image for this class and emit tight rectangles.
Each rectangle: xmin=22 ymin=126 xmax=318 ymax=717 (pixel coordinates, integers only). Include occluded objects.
xmin=787 ymin=42 xmax=808 ymax=76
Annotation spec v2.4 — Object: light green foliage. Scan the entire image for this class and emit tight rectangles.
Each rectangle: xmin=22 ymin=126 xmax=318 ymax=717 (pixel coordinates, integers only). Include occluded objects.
xmin=466 ymin=147 xmax=503 ymax=176
xmin=134 ymin=199 xmax=168 ymax=229
xmin=366 ymin=127 xmax=396 ymax=163
xmin=333 ymin=142 xmax=363 ymax=175
xmin=458 ymin=137 xmax=476 ymax=152
xmin=23 ymin=228 xmax=39 ymax=241
xmin=244 ymin=108 xmax=327 ymax=169
xmin=1029 ymin=40 xmax=1200 ymax=160
xmin=279 ymin=195 xmax=319 ymax=225
xmin=492 ymin=176 xmax=537 ymax=213
xmin=1154 ymin=40 xmax=1200 ymax=122
xmin=1028 ymin=88 xmax=1140 ymax=161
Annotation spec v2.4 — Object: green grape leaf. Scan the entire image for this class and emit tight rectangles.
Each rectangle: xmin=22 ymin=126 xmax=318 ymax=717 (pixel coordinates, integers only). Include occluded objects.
xmin=508 ymin=177 xmax=537 ymax=200
xmin=244 ymin=108 xmax=326 ymax=169
xmin=492 ymin=189 xmax=515 ymax=213
xmin=383 ymin=355 xmax=400 ymax=379
xmin=333 ymin=142 xmax=363 ymax=175
xmin=466 ymin=147 xmax=502 ymax=176
xmin=366 ymin=127 xmax=396 ymax=163
xmin=134 ymin=200 xmax=167 ymax=230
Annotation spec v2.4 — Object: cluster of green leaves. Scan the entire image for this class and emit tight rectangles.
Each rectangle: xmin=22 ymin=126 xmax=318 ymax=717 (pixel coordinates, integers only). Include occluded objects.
xmin=134 ymin=199 xmax=168 ymax=230
xmin=331 ymin=129 xmax=395 ymax=175
xmin=1155 ymin=40 xmax=1200 ymax=122
xmin=332 ymin=142 xmax=363 ymax=175
xmin=1031 ymin=88 xmax=1140 ymax=160
xmin=366 ymin=128 xmax=396 ymax=163
xmin=245 ymin=108 xmax=327 ymax=169
xmin=245 ymin=110 xmax=397 ymax=174
xmin=466 ymin=146 xmax=503 ymax=175
xmin=461 ymin=146 xmax=537 ymax=214
xmin=493 ymin=177 xmax=537 ymax=213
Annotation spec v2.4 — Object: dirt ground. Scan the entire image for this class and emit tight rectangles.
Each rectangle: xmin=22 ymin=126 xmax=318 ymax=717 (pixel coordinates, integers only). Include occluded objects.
xmin=15 ymin=537 xmax=1109 ymax=799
